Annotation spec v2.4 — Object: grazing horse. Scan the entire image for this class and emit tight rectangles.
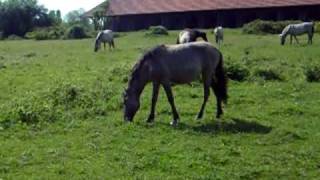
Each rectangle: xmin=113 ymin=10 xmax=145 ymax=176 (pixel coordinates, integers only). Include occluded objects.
xmin=214 ymin=26 xmax=224 ymax=47
xmin=123 ymin=42 xmax=228 ymax=126
xmin=280 ymin=22 xmax=314 ymax=45
xmin=177 ymin=29 xmax=208 ymax=44
xmin=94 ymin=30 xmax=115 ymax=52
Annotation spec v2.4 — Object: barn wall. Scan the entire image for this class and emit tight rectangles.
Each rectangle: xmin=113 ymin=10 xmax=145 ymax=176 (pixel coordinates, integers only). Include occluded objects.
xmin=108 ymin=5 xmax=320 ymax=31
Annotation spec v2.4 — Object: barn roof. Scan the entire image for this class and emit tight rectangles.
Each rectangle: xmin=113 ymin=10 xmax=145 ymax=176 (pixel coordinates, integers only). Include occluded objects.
xmin=86 ymin=0 xmax=320 ymax=17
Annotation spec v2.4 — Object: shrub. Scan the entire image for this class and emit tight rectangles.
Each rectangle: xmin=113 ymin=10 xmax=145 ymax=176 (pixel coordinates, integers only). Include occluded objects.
xmin=0 ymin=31 xmax=3 ymax=40
xmin=304 ymin=65 xmax=320 ymax=82
xmin=146 ymin=26 xmax=169 ymax=36
xmin=225 ymin=63 xmax=250 ymax=82
xmin=7 ymin=34 xmax=23 ymax=40
xmin=67 ymin=25 xmax=87 ymax=39
xmin=25 ymin=26 xmax=65 ymax=40
xmin=243 ymin=19 xmax=302 ymax=35
xmin=253 ymin=68 xmax=284 ymax=81
xmin=315 ymin=22 xmax=320 ymax=34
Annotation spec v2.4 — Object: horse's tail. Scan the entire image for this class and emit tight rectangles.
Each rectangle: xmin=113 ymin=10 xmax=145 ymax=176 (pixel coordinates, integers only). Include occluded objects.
xmin=213 ymin=52 xmax=228 ymax=104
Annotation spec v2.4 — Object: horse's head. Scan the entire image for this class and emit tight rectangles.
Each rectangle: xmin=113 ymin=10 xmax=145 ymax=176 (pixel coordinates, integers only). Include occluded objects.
xmin=123 ymin=89 xmax=140 ymax=122
xmin=94 ymin=39 xmax=101 ymax=52
xmin=199 ymin=31 xmax=208 ymax=42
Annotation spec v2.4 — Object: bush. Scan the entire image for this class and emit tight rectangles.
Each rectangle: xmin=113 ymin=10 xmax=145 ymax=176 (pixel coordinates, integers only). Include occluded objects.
xmin=253 ymin=68 xmax=284 ymax=81
xmin=243 ymin=19 xmax=302 ymax=35
xmin=304 ymin=65 xmax=320 ymax=82
xmin=0 ymin=81 xmax=120 ymax=129
xmin=0 ymin=31 xmax=3 ymax=40
xmin=315 ymin=22 xmax=320 ymax=34
xmin=225 ymin=63 xmax=250 ymax=82
xmin=67 ymin=25 xmax=87 ymax=39
xmin=25 ymin=26 xmax=65 ymax=40
xmin=7 ymin=34 xmax=23 ymax=40
xmin=146 ymin=26 xmax=169 ymax=36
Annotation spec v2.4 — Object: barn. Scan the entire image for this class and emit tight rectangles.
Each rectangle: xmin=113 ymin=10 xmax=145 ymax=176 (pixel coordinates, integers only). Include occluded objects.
xmin=85 ymin=0 xmax=320 ymax=31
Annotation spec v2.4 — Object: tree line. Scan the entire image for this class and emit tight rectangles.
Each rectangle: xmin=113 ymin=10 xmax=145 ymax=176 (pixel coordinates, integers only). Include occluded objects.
xmin=0 ymin=0 xmax=105 ymax=39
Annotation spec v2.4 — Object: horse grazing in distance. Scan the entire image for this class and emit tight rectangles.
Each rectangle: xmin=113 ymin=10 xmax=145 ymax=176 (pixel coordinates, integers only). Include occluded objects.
xmin=279 ymin=22 xmax=314 ymax=45
xmin=177 ymin=29 xmax=208 ymax=44
xmin=94 ymin=30 xmax=115 ymax=52
xmin=123 ymin=42 xmax=228 ymax=126
xmin=214 ymin=26 xmax=224 ymax=47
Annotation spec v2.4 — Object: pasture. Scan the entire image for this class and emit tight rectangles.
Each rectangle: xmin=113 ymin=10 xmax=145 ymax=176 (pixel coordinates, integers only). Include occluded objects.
xmin=0 ymin=29 xmax=320 ymax=179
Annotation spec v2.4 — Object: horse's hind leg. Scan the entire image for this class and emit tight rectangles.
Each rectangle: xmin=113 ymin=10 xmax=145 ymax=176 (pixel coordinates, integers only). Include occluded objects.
xmin=162 ymin=82 xmax=180 ymax=126
xmin=309 ymin=33 xmax=313 ymax=45
xmin=147 ymin=82 xmax=160 ymax=123
xmin=211 ymin=78 xmax=223 ymax=118
xmin=111 ymin=40 xmax=115 ymax=49
xmin=197 ymin=78 xmax=211 ymax=120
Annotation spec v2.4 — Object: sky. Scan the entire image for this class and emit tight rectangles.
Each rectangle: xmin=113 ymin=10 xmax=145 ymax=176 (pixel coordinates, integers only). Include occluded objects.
xmin=37 ymin=0 xmax=105 ymax=17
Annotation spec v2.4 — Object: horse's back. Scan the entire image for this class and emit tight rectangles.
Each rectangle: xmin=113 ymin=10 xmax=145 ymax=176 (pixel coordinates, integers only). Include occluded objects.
xmin=157 ymin=42 xmax=221 ymax=83
xmin=98 ymin=30 xmax=114 ymax=42
xmin=288 ymin=22 xmax=314 ymax=35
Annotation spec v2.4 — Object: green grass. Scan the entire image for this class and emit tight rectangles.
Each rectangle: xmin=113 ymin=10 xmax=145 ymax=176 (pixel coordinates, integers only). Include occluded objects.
xmin=1 ymin=29 xmax=320 ymax=179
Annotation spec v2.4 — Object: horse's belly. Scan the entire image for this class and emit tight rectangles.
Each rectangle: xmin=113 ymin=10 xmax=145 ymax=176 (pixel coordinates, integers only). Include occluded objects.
xmin=169 ymin=70 xmax=200 ymax=84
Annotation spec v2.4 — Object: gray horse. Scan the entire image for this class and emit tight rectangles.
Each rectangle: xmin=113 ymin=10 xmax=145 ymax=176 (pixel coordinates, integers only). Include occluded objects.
xmin=123 ymin=42 xmax=228 ymax=126
xmin=280 ymin=22 xmax=314 ymax=45
xmin=94 ymin=30 xmax=115 ymax=52
xmin=214 ymin=26 xmax=224 ymax=47
xmin=177 ymin=29 xmax=208 ymax=44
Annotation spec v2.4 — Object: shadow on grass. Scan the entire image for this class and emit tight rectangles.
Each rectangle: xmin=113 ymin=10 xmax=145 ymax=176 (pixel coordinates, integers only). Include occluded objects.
xmin=175 ymin=118 xmax=272 ymax=134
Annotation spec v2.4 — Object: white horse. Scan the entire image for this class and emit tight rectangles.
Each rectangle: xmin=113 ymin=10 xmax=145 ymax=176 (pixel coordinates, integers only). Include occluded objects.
xmin=214 ymin=26 xmax=224 ymax=47
xmin=94 ymin=30 xmax=115 ymax=52
xmin=279 ymin=22 xmax=314 ymax=45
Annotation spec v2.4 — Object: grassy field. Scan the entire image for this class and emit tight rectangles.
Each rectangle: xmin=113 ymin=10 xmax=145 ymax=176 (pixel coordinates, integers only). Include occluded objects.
xmin=0 ymin=29 xmax=320 ymax=179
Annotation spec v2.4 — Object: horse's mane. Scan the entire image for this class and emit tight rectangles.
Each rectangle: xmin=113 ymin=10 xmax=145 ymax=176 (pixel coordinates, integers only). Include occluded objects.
xmin=128 ymin=45 xmax=166 ymax=86
xmin=96 ymin=31 xmax=103 ymax=41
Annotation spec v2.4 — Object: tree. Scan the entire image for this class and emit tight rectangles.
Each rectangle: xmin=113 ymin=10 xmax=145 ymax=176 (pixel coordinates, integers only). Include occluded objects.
xmin=65 ymin=8 xmax=90 ymax=28
xmin=0 ymin=0 xmax=54 ymax=37
xmin=48 ymin=10 xmax=62 ymax=25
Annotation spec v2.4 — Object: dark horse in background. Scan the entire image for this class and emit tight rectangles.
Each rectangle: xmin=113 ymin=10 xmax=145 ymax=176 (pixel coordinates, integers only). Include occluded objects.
xmin=123 ymin=42 xmax=228 ymax=126
xmin=177 ymin=29 xmax=208 ymax=44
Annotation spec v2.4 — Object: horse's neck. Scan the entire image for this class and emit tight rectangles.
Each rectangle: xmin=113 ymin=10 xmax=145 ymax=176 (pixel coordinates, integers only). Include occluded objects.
xmin=128 ymin=71 xmax=148 ymax=98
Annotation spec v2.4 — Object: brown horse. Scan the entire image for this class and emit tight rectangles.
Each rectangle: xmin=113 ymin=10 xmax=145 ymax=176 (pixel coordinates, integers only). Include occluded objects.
xmin=177 ymin=29 xmax=208 ymax=44
xmin=123 ymin=42 xmax=228 ymax=126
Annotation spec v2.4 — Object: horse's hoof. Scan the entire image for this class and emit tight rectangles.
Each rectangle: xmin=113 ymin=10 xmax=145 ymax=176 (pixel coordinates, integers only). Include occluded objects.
xmin=196 ymin=114 xmax=203 ymax=120
xmin=170 ymin=120 xmax=179 ymax=127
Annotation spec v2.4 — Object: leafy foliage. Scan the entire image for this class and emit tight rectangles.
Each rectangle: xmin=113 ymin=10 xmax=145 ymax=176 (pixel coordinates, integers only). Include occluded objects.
xmin=67 ymin=25 xmax=88 ymax=39
xmin=243 ymin=19 xmax=302 ymax=34
xmin=0 ymin=0 xmax=55 ymax=37
xmin=304 ymin=64 xmax=320 ymax=82
xmin=146 ymin=26 xmax=169 ymax=36
xmin=225 ymin=62 xmax=250 ymax=81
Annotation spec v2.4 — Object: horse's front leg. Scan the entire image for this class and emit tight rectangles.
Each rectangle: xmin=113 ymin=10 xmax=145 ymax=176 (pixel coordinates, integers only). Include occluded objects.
xmin=294 ymin=35 xmax=299 ymax=44
xmin=290 ymin=35 xmax=293 ymax=44
xmin=308 ymin=34 xmax=313 ymax=45
xmin=103 ymin=42 xmax=106 ymax=50
xmin=147 ymin=82 xmax=160 ymax=123
xmin=162 ymin=82 xmax=180 ymax=126
xmin=197 ymin=79 xmax=211 ymax=120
